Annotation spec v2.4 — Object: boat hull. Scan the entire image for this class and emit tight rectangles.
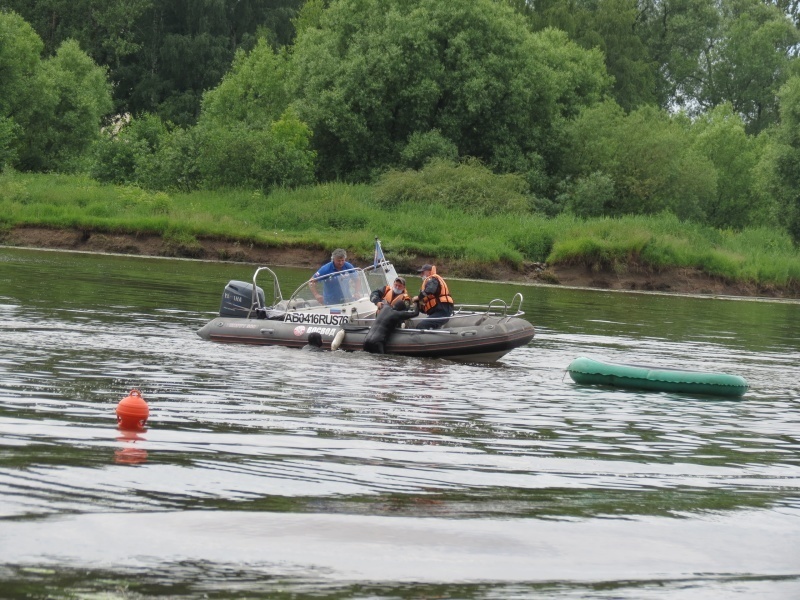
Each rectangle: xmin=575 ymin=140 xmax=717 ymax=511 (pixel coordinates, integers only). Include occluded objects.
xmin=566 ymin=356 xmax=749 ymax=398
xmin=197 ymin=314 xmax=535 ymax=363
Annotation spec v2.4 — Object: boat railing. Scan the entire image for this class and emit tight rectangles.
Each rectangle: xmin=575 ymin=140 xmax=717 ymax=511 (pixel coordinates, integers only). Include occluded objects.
xmin=252 ymin=266 xmax=283 ymax=312
xmin=348 ymin=292 xmax=526 ymax=329
xmin=454 ymin=292 xmax=525 ymax=319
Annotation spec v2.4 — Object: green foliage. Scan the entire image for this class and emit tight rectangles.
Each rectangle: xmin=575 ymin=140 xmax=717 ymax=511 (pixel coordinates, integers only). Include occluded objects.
xmin=373 ymin=158 xmax=531 ymax=216
xmin=11 ymin=38 xmax=112 ymax=173
xmin=689 ymin=103 xmax=760 ymax=229
xmin=292 ymin=0 xmax=325 ymax=36
xmin=544 ymin=213 xmax=761 ymax=282
xmin=521 ymin=0 xmax=657 ymax=110
xmin=769 ymin=76 xmax=800 ymax=243
xmin=0 ymin=11 xmax=42 ymax=167
xmin=90 ymin=114 xmax=168 ymax=185
xmin=2 ymin=0 xmax=150 ymax=70
xmin=3 ymin=172 xmax=800 ymax=289
xmin=561 ymin=172 xmax=616 ymax=218
xmin=699 ymin=0 xmax=799 ymax=134
xmin=5 ymin=0 xmax=304 ymax=124
xmin=138 ymin=126 xmax=202 ymax=192
xmin=562 ymin=102 xmax=717 ymax=221
xmin=133 ymin=36 xmax=316 ymax=193
xmin=3 ymin=0 xmax=800 ymax=248
xmin=399 ymin=130 xmax=459 ymax=170
xmin=0 ymin=10 xmax=42 ymax=116
xmin=0 ymin=117 xmax=19 ymax=169
xmin=192 ymin=108 xmax=315 ymax=191
xmin=289 ymin=0 xmax=611 ymax=181
xmin=0 ymin=168 xmax=31 ymax=205
xmin=199 ymin=39 xmax=291 ymax=126
xmin=639 ymin=0 xmax=721 ymax=111
xmin=547 ymin=218 xmax=653 ymax=269
xmin=91 ymin=104 xmax=315 ymax=193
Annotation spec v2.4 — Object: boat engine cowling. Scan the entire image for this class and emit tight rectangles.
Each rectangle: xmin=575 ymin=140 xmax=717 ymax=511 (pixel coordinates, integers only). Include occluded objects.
xmin=219 ymin=280 xmax=265 ymax=318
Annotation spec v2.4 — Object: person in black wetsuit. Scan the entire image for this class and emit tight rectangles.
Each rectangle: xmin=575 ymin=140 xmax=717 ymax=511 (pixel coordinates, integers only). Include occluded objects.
xmin=302 ymin=332 xmax=324 ymax=351
xmin=363 ymin=298 xmax=420 ymax=354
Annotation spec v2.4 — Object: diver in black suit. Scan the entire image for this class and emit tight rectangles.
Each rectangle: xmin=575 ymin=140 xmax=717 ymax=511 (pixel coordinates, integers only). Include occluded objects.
xmin=363 ymin=297 xmax=420 ymax=354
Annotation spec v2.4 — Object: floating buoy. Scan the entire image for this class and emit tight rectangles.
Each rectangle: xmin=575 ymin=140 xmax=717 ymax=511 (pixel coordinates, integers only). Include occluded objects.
xmin=116 ymin=389 xmax=149 ymax=430
xmin=331 ymin=328 xmax=346 ymax=351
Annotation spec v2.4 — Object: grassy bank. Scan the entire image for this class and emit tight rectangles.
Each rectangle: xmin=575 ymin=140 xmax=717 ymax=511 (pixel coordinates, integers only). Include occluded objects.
xmin=2 ymin=171 xmax=800 ymax=291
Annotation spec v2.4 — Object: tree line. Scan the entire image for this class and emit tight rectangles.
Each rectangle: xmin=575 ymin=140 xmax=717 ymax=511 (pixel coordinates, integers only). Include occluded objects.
xmin=2 ymin=0 xmax=800 ymax=243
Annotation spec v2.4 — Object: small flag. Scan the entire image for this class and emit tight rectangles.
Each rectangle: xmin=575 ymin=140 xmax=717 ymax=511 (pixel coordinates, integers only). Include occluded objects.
xmin=330 ymin=308 xmax=341 ymax=314
xmin=374 ymin=238 xmax=386 ymax=267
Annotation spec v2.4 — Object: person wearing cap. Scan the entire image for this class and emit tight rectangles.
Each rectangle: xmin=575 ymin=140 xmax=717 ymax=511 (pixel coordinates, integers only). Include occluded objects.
xmin=369 ymin=276 xmax=410 ymax=311
xmin=310 ymin=248 xmax=357 ymax=305
xmin=412 ymin=264 xmax=454 ymax=329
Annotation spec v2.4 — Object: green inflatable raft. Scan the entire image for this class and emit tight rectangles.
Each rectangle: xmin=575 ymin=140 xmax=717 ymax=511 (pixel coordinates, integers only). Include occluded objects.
xmin=566 ymin=356 xmax=749 ymax=398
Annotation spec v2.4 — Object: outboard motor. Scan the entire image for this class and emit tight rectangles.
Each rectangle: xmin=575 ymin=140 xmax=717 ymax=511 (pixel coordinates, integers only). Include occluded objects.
xmin=219 ymin=280 xmax=265 ymax=318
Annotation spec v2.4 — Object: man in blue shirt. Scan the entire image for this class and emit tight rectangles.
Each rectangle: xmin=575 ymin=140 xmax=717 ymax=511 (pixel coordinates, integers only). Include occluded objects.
xmin=310 ymin=248 xmax=356 ymax=305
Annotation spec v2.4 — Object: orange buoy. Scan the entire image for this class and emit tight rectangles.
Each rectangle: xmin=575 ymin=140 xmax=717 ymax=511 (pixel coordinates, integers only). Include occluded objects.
xmin=116 ymin=389 xmax=149 ymax=430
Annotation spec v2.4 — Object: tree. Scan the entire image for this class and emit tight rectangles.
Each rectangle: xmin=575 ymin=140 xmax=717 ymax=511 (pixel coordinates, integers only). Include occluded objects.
xmin=3 ymin=0 xmax=304 ymax=124
xmin=193 ymin=39 xmax=315 ymax=190
xmin=702 ymin=0 xmax=800 ymax=133
xmin=289 ymin=0 xmax=611 ymax=182
xmin=0 ymin=10 xmax=42 ymax=165
xmin=562 ymin=101 xmax=717 ymax=221
xmin=18 ymin=39 xmax=112 ymax=171
xmin=199 ymin=38 xmax=291 ymax=126
xmin=0 ymin=116 xmax=17 ymax=168
xmin=639 ymin=0 xmax=721 ymax=111
xmin=640 ymin=0 xmax=800 ymax=133
xmin=769 ymin=76 xmax=800 ymax=243
xmin=689 ymin=103 xmax=760 ymax=229
xmin=521 ymin=0 xmax=659 ymax=111
xmin=0 ymin=0 xmax=150 ymax=64
xmin=192 ymin=108 xmax=316 ymax=190
xmin=90 ymin=113 xmax=167 ymax=185
xmin=0 ymin=11 xmax=112 ymax=171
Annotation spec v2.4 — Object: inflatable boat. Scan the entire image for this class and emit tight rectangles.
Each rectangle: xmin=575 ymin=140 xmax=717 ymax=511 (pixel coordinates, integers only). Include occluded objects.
xmin=566 ymin=356 xmax=749 ymax=397
xmin=197 ymin=247 xmax=535 ymax=363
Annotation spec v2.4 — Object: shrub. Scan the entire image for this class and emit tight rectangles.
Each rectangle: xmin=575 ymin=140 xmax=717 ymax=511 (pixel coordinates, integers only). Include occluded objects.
xmin=564 ymin=171 xmax=615 ymax=218
xmin=399 ymin=130 xmax=458 ymax=170
xmin=373 ymin=158 xmax=531 ymax=216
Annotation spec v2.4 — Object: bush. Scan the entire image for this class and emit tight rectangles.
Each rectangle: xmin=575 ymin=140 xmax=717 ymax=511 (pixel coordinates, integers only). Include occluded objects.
xmin=399 ymin=130 xmax=458 ymax=170
xmin=373 ymin=158 xmax=531 ymax=216
xmin=90 ymin=114 xmax=168 ymax=185
xmin=0 ymin=117 xmax=19 ymax=170
xmin=138 ymin=127 xmax=202 ymax=192
xmin=564 ymin=171 xmax=615 ymax=218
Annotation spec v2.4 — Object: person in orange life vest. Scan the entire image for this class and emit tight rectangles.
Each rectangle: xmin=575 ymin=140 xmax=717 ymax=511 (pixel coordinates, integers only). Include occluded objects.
xmin=369 ymin=276 xmax=410 ymax=311
xmin=412 ymin=264 xmax=454 ymax=330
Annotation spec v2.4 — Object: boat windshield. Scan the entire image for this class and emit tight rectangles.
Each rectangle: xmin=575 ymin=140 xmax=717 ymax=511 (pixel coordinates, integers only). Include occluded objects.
xmin=363 ymin=259 xmax=398 ymax=293
xmin=292 ymin=267 xmax=370 ymax=306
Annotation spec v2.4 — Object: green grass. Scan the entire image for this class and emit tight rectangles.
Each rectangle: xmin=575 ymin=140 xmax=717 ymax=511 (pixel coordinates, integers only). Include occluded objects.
xmin=2 ymin=171 xmax=799 ymax=290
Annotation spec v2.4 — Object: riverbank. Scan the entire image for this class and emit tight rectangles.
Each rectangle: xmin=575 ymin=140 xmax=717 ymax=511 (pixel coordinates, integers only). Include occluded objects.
xmin=3 ymin=225 xmax=795 ymax=299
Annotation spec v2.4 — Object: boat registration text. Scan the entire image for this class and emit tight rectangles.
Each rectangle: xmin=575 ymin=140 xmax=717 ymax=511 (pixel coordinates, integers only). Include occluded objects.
xmin=284 ymin=312 xmax=349 ymax=325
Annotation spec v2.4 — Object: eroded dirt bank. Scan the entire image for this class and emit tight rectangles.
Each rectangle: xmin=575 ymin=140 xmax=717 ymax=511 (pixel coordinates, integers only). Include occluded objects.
xmin=2 ymin=225 xmax=797 ymax=299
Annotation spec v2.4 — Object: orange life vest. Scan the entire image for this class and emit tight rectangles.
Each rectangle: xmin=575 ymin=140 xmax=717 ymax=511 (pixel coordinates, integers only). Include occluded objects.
xmin=420 ymin=271 xmax=453 ymax=313
xmin=380 ymin=285 xmax=410 ymax=307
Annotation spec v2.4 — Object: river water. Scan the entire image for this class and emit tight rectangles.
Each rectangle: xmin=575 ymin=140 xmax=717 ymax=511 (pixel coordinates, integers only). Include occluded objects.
xmin=0 ymin=247 xmax=798 ymax=599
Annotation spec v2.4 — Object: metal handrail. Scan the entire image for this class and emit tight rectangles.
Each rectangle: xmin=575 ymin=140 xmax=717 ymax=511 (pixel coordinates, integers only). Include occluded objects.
xmin=249 ymin=266 xmax=283 ymax=316
xmin=454 ymin=293 xmax=525 ymax=318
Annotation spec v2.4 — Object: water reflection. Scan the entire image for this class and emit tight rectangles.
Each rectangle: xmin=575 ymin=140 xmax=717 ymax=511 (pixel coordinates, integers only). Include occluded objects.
xmin=115 ymin=428 xmax=148 ymax=465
